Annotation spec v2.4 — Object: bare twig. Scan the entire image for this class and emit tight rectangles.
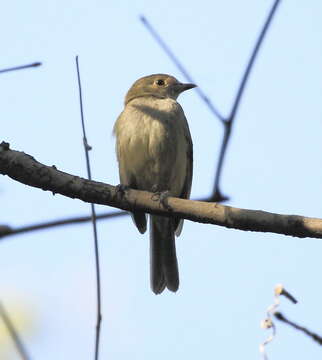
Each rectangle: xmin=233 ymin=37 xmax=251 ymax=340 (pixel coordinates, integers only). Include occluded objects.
xmin=75 ymin=56 xmax=102 ymax=360
xmin=140 ymin=0 xmax=282 ymax=202
xmin=2 ymin=143 xmax=322 ymax=239
xmin=274 ymin=283 xmax=298 ymax=304
xmin=0 ymin=211 xmax=127 ymax=239
xmin=0 ymin=301 xmax=31 ymax=360
xmin=140 ymin=16 xmax=225 ymax=122
xmin=212 ymin=0 xmax=281 ymax=202
xmin=275 ymin=312 xmax=322 ymax=346
xmin=0 ymin=62 xmax=41 ymax=74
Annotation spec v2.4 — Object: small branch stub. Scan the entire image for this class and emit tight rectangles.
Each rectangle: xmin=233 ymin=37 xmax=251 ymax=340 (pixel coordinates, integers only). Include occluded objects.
xmin=260 ymin=284 xmax=297 ymax=359
xmin=0 ymin=141 xmax=10 ymax=151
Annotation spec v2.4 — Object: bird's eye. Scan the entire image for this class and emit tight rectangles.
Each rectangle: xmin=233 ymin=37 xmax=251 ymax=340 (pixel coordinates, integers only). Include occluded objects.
xmin=156 ymin=79 xmax=165 ymax=86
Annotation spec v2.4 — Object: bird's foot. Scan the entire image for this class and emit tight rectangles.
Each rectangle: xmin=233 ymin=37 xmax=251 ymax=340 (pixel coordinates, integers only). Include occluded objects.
xmin=151 ymin=189 xmax=172 ymax=211
xmin=115 ymin=184 xmax=130 ymax=198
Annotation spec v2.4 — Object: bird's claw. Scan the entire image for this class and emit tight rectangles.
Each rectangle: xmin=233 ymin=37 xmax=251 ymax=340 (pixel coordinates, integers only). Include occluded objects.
xmin=115 ymin=184 xmax=130 ymax=198
xmin=151 ymin=190 xmax=172 ymax=211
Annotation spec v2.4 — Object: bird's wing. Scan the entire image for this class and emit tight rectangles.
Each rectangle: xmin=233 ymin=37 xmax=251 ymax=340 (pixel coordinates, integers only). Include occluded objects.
xmin=114 ymin=112 xmax=147 ymax=234
xmin=174 ymin=113 xmax=193 ymax=236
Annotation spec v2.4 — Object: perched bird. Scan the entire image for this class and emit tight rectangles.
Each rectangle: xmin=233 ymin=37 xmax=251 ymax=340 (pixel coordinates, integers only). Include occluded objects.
xmin=113 ymin=74 xmax=195 ymax=294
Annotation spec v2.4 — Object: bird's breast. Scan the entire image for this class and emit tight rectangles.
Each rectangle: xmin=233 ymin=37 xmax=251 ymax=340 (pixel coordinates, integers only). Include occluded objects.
xmin=114 ymin=97 xmax=188 ymax=194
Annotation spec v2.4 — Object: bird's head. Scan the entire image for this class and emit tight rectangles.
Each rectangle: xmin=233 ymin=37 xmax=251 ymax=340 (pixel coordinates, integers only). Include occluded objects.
xmin=125 ymin=74 xmax=196 ymax=104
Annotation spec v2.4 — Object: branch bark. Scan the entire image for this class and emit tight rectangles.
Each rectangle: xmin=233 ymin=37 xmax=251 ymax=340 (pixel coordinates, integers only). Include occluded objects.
xmin=1 ymin=142 xmax=322 ymax=239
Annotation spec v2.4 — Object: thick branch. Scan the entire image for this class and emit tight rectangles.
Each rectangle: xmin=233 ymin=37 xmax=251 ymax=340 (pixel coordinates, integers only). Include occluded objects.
xmin=1 ymin=142 xmax=322 ymax=239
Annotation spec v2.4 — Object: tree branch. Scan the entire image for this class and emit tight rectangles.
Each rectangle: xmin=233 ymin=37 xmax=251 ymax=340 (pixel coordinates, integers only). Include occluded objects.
xmin=1 ymin=142 xmax=322 ymax=239
xmin=275 ymin=312 xmax=322 ymax=346
xmin=75 ymin=56 xmax=102 ymax=360
xmin=0 ymin=62 xmax=41 ymax=75
xmin=0 ymin=301 xmax=31 ymax=360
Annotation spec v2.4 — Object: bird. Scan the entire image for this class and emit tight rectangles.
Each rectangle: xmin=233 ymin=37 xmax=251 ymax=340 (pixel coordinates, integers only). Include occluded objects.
xmin=113 ymin=74 xmax=195 ymax=294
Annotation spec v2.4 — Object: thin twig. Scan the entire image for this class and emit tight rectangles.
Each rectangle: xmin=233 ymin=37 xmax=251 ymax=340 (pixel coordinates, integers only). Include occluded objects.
xmin=274 ymin=283 xmax=298 ymax=304
xmin=211 ymin=0 xmax=281 ymax=202
xmin=75 ymin=56 xmax=102 ymax=360
xmin=275 ymin=312 xmax=322 ymax=346
xmin=0 ymin=301 xmax=31 ymax=360
xmin=0 ymin=211 xmax=127 ymax=239
xmin=0 ymin=62 xmax=41 ymax=74
xmin=139 ymin=15 xmax=225 ymax=122
xmin=140 ymin=0 xmax=281 ymax=202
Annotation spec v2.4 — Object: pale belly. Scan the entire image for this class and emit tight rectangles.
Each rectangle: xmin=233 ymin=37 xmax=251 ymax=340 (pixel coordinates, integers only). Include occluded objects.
xmin=117 ymin=115 xmax=187 ymax=196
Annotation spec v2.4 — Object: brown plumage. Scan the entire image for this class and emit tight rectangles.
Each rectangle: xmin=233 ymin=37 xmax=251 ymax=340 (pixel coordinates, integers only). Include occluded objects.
xmin=114 ymin=74 xmax=195 ymax=294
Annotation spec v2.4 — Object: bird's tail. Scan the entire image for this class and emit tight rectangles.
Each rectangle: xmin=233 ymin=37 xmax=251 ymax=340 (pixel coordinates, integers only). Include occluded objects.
xmin=150 ymin=215 xmax=179 ymax=294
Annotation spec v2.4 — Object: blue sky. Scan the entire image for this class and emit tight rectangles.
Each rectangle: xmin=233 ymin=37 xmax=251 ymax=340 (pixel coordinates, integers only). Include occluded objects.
xmin=1 ymin=1 xmax=322 ymax=359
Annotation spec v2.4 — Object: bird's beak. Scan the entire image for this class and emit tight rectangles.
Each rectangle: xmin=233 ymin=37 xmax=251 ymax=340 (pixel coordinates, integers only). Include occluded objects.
xmin=175 ymin=82 xmax=197 ymax=93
